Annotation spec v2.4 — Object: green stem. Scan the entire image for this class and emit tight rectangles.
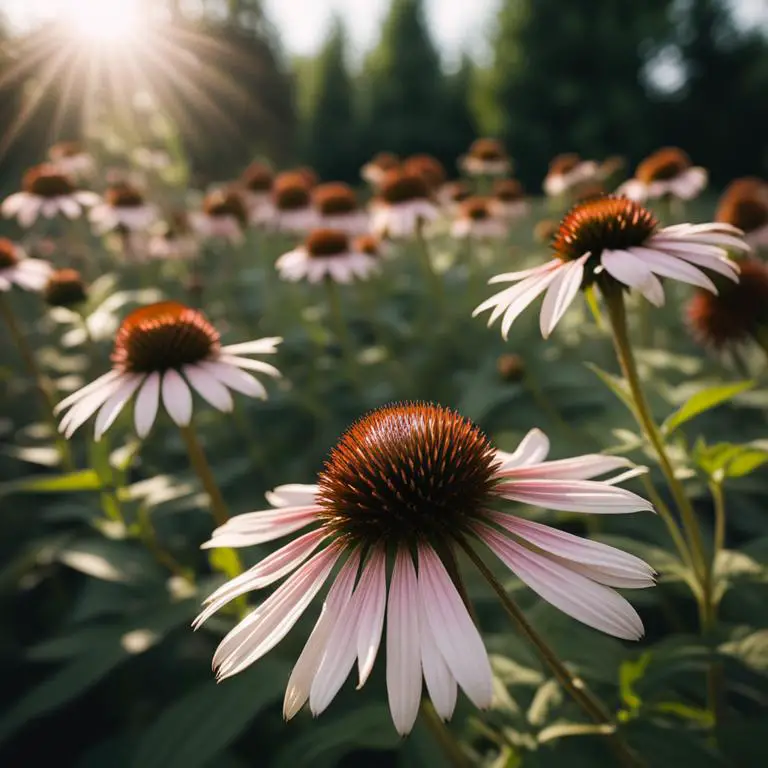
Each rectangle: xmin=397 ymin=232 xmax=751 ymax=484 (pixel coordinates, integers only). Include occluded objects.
xmin=603 ymin=288 xmax=708 ymax=583
xmin=178 ymin=423 xmax=230 ymax=527
xmin=324 ymin=277 xmax=359 ymax=388
xmin=415 ymin=222 xmax=443 ymax=308
xmin=0 ymin=293 xmax=75 ymax=470
xmin=419 ymin=700 xmax=472 ymax=768
xmin=705 ymin=481 xmax=726 ymax=726
xmin=457 ymin=537 xmax=643 ymax=768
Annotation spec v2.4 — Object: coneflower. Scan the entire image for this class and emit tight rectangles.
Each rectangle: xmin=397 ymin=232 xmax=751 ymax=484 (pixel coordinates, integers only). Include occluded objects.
xmin=241 ymin=161 xmax=274 ymax=224
xmin=543 ymin=154 xmax=599 ymax=197
xmin=89 ymin=182 xmax=157 ymax=234
xmin=618 ymin=147 xmax=707 ymax=202
xmin=403 ymin=154 xmax=447 ymax=193
xmin=0 ymin=238 xmax=53 ymax=293
xmin=43 ymin=268 xmax=88 ymax=309
xmin=490 ymin=179 xmax=529 ymax=220
xmin=715 ymin=177 xmax=768 ymax=248
xmin=48 ymin=141 xmax=94 ymax=178
xmin=191 ymin=190 xmax=248 ymax=244
xmin=312 ymin=183 xmax=369 ymax=235
xmin=451 ymin=197 xmax=507 ymax=240
xmin=371 ymin=169 xmax=438 ymax=239
xmin=270 ymin=173 xmax=318 ymax=232
xmin=460 ymin=138 xmax=511 ymax=177
xmin=361 ymin=152 xmax=400 ymax=187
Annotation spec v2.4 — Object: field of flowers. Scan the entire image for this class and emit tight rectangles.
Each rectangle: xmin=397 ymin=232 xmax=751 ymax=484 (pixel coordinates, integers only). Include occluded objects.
xmin=1 ymin=131 xmax=767 ymax=768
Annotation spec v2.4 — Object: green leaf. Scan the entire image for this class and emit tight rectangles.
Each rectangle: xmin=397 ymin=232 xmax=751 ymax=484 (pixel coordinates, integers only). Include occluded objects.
xmin=619 ymin=653 xmax=651 ymax=712
xmin=662 ymin=381 xmax=754 ymax=436
xmin=693 ymin=440 xmax=768 ymax=480
xmin=585 ymin=363 xmax=634 ymax=413
xmin=130 ymin=663 xmax=289 ymax=768
xmin=0 ymin=469 xmax=102 ymax=496
xmin=720 ymin=629 xmax=768 ymax=673
xmin=537 ymin=722 xmax=615 ymax=744
xmin=57 ymin=539 xmax=163 ymax=583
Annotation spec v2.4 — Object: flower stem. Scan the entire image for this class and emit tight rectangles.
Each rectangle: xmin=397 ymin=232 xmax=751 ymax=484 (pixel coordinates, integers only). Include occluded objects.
xmin=705 ymin=480 xmax=727 ymax=726
xmin=178 ymin=423 xmax=229 ymax=528
xmin=602 ymin=287 xmax=708 ymax=583
xmin=415 ymin=222 xmax=443 ymax=309
xmin=457 ymin=537 xmax=643 ymax=768
xmin=324 ymin=277 xmax=359 ymax=388
xmin=419 ymin=700 xmax=472 ymax=768
xmin=0 ymin=293 xmax=75 ymax=470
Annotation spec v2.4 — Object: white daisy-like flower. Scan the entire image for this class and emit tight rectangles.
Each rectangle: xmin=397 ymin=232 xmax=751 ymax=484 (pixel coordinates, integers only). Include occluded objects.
xmin=543 ymin=154 xmax=600 ymax=197
xmin=196 ymin=404 xmax=654 ymax=735
xmin=0 ymin=239 xmax=53 ymax=293
xmin=190 ymin=190 xmax=247 ymax=245
xmin=48 ymin=141 xmax=95 ymax=178
xmin=312 ymin=183 xmax=369 ymax=235
xmin=370 ymin=170 xmax=439 ymax=239
xmin=1 ymin=164 xmax=100 ymax=228
xmin=451 ymin=197 xmax=508 ymax=240
xmin=490 ymin=179 xmax=530 ymax=220
xmin=269 ymin=173 xmax=319 ymax=233
xmin=459 ymin=138 xmax=511 ymax=177
xmin=276 ymin=229 xmax=379 ymax=284
xmin=617 ymin=147 xmax=708 ymax=203
xmin=475 ymin=196 xmax=750 ymax=339
xmin=89 ymin=182 xmax=158 ymax=234
xmin=715 ymin=177 xmax=768 ymax=248
xmin=361 ymin=151 xmax=400 ymax=187
xmin=55 ymin=301 xmax=282 ymax=439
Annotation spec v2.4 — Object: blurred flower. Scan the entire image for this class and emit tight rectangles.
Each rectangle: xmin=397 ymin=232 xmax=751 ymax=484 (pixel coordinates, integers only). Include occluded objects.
xmin=56 ymin=301 xmax=282 ymax=439
xmin=191 ymin=189 xmax=248 ymax=244
xmin=451 ymin=197 xmax=507 ymax=239
xmin=438 ymin=179 xmax=472 ymax=208
xmin=353 ymin=234 xmax=388 ymax=259
xmin=44 ymin=268 xmax=88 ymax=309
xmin=90 ymin=182 xmax=157 ymax=234
xmin=48 ymin=141 xmax=94 ymax=178
xmin=312 ymin=183 xmax=369 ymax=235
xmin=598 ymin=155 xmax=627 ymax=182
xmin=293 ymin=166 xmax=319 ymax=189
xmin=543 ymin=154 xmax=599 ymax=197
xmin=403 ymin=154 xmax=447 ymax=193
xmin=490 ymin=179 xmax=529 ymax=220
xmin=371 ymin=170 xmax=438 ymax=238
xmin=1 ymin=164 xmax=99 ymax=228
xmin=240 ymin=161 xmax=274 ymax=223
xmin=497 ymin=353 xmax=526 ymax=382
xmin=276 ymin=229 xmax=378 ymax=284
xmin=149 ymin=212 xmax=199 ymax=261
xmin=533 ymin=219 xmax=559 ymax=245
xmin=618 ymin=147 xmax=707 ymax=202
xmin=0 ymin=238 xmax=52 ymax=292
xmin=572 ymin=181 xmax=608 ymax=204
xmin=197 ymin=405 xmax=653 ymax=733
xmin=361 ymin=151 xmax=400 ymax=187
xmin=460 ymin=138 xmax=511 ymax=176
xmin=476 ymin=196 xmax=749 ymax=338
xmin=715 ymin=177 xmax=768 ymax=248
xmin=687 ymin=258 xmax=768 ymax=350
xmin=271 ymin=172 xmax=318 ymax=232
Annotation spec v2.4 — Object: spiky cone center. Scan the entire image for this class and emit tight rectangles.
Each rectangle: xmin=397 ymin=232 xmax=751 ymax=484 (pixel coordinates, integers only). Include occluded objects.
xmin=44 ymin=269 xmax=87 ymax=308
xmin=687 ymin=259 xmax=768 ymax=348
xmin=50 ymin=141 xmax=84 ymax=160
xmin=305 ymin=229 xmax=350 ymax=258
xmin=23 ymin=165 xmax=75 ymax=197
xmin=106 ymin=183 xmax=146 ymax=209
xmin=378 ymin=171 xmax=431 ymax=205
xmin=553 ymin=196 xmax=658 ymax=265
xmin=354 ymin=235 xmax=380 ymax=257
xmin=716 ymin=188 xmax=768 ymax=233
xmin=316 ymin=403 xmax=500 ymax=546
xmin=242 ymin=162 xmax=273 ymax=192
xmin=469 ymin=138 xmax=507 ymax=162
xmin=203 ymin=191 xmax=248 ymax=227
xmin=313 ymin=183 xmax=358 ymax=215
xmin=493 ymin=179 xmax=524 ymax=202
xmin=548 ymin=153 xmax=581 ymax=176
xmin=403 ymin=155 xmax=447 ymax=190
xmin=497 ymin=353 xmax=526 ymax=382
xmin=273 ymin=181 xmax=311 ymax=212
xmin=636 ymin=147 xmax=691 ymax=183
xmin=0 ymin=238 xmax=20 ymax=269
xmin=112 ymin=301 xmax=220 ymax=373
xmin=459 ymin=197 xmax=493 ymax=221
xmin=443 ymin=181 xmax=471 ymax=203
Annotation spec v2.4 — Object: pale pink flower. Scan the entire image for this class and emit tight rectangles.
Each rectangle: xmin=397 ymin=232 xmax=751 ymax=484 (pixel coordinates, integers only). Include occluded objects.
xmin=0 ymin=239 xmax=52 ymax=293
xmin=617 ymin=147 xmax=708 ymax=202
xmin=197 ymin=404 xmax=654 ymax=734
xmin=543 ymin=154 xmax=600 ymax=197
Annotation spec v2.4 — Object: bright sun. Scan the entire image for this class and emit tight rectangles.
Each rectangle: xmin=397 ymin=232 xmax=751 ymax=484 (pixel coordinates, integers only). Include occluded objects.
xmin=67 ymin=0 xmax=142 ymax=44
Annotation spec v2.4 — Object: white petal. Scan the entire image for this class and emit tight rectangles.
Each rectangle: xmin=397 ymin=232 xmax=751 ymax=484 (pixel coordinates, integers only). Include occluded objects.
xmin=134 ymin=372 xmax=161 ymax=438
xmin=55 ymin=370 xmax=122 ymax=414
xmin=2 ymin=192 xmax=28 ymax=217
xmin=494 ymin=429 xmax=550 ymax=471
xmin=221 ymin=337 xmax=283 ymax=356
xmin=265 ymin=485 xmax=319 ymax=508
xmin=60 ymin=376 xmax=128 ymax=437
xmin=218 ymin=355 xmax=281 ymax=379
xmin=198 ymin=360 xmax=267 ymax=399
xmin=17 ymin=197 xmax=42 ymax=228
xmin=203 ymin=506 xmax=320 ymax=549
xmin=355 ymin=547 xmax=387 ymax=687
xmin=419 ymin=587 xmax=457 ymax=720
xmin=628 ymin=246 xmax=717 ymax=292
xmin=162 ymin=369 xmax=193 ymax=426
xmin=94 ymin=373 xmax=144 ymax=440
xmin=183 ymin=364 xmax=234 ymax=412
xmin=601 ymin=249 xmax=665 ymax=306
xmin=500 ymin=454 xmax=632 ymax=481
xmin=539 ymin=255 xmax=587 ymax=338
xmin=386 ymin=548 xmax=422 ymax=736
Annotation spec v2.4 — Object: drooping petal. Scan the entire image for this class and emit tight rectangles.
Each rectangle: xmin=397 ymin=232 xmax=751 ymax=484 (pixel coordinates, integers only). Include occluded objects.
xmin=162 ymin=369 xmax=193 ymax=426
xmin=94 ymin=373 xmax=144 ymax=439
xmin=183 ymin=364 xmax=234 ymax=412
xmin=601 ymin=249 xmax=665 ymax=307
xmin=386 ymin=547 xmax=422 ymax=736
xmin=198 ymin=360 xmax=267 ymax=399
xmin=218 ymin=355 xmax=282 ymax=379
xmin=60 ymin=375 xmax=129 ymax=437
xmin=500 ymin=454 xmax=632 ymax=481
xmin=55 ymin=370 xmax=122 ymax=414
xmin=355 ymin=547 xmax=387 ymax=687
xmin=501 ymin=269 xmax=562 ymax=340
xmin=134 ymin=372 xmax=161 ymax=438
xmin=265 ymin=484 xmax=319 ymax=508
xmin=539 ymin=254 xmax=587 ymax=338
xmin=486 ymin=260 xmax=560 ymax=285
xmin=628 ymin=246 xmax=717 ymax=293
xmin=494 ymin=429 xmax=550 ymax=471
xmin=418 ymin=544 xmax=492 ymax=709
xmin=202 ymin=506 xmax=320 ymax=549
xmin=419 ymin=584 xmax=458 ymax=721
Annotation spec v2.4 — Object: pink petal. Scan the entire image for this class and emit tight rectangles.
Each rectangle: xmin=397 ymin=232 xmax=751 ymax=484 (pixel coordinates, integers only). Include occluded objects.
xmin=487 ymin=259 xmax=560 ymax=285
xmin=355 ymin=547 xmax=387 ymax=687
xmin=499 ymin=454 xmax=632 ymax=481
xmin=539 ymin=254 xmax=587 ymax=338
xmin=629 ymin=246 xmax=717 ymax=292
xmin=419 ymin=585 xmax=457 ymax=720
xmin=202 ymin=506 xmax=320 ymax=549
xmin=502 ymin=269 xmax=562 ymax=339
xmin=494 ymin=429 xmax=550 ymax=471
xmin=94 ymin=373 xmax=144 ymax=440
xmin=265 ymin=484 xmax=319 ymax=508
xmin=601 ymin=250 xmax=665 ymax=307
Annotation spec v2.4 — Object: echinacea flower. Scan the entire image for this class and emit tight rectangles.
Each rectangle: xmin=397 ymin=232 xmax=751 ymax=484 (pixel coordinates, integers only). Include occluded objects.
xmin=48 ymin=141 xmax=94 ymax=178
xmin=543 ymin=154 xmax=600 ymax=197
xmin=460 ymin=138 xmax=511 ymax=177
xmin=361 ymin=151 xmax=400 ymax=187
xmin=191 ymin=190 xmax=248 ymax=244
xmin=475 ymin=196 xmax=749 ymax=339
xmin=240 ymin=161 xmax=274 ymax=223
xmin=276 ymin=229 xmax=378 ymax=284
xmin=451 ymin=197 xmax=508 ymax=239
xmin=490 ymin=179 xmax=529 ymax=220
xmin=686 ymin=258 xmax=768 ymax=351
xmin=2 ymin=165 xmax=99 ymax=228
xmin=270 ymin=173 xmax=318 ymax=232
xmin=0 ymin=238 xmax=53 ymax=293
xmin=55 ymin=301 xmax=281 ymax=439
xmin=403 ymin=154 xmax=447 ymax=193
xmin=371 ymin=170 xmax=438 ymax=239
xmin=353 ymin=234 xmax=389 ymax=259
xmin=312 ymin=183 xmax=369 ymax=235
xmin=618 ymin=147 xmax=707 ymax=202
xmin=715 ymin=177 xmax=768 ymax=248
xmin=438 ymin=180 xmax=472 ymax=209
xmin=89 ymin=182 xmax=158 ymax=234
xmin=149 ymin=212 xmax=199 ymax=261
xmin=196 ymin=403 xmax=654 ymax=734
xmin=43 ymin=268 xmax=88 ymax=309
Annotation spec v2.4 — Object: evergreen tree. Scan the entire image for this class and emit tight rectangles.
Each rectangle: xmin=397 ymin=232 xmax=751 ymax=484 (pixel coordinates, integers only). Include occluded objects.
xmin=434 ymin=54 xmax=477 ymax=172
xmin=361 ymin=0 xmax=444 ymax=160
xmin=303 ymin=18 xmax=358 ymax=181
